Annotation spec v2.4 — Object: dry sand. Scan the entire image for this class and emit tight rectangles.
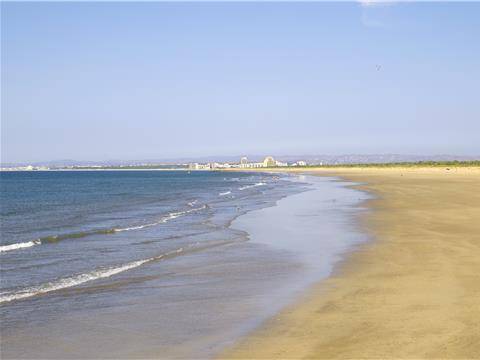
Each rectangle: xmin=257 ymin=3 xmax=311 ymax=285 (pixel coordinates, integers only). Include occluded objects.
xmin=221 ymin=167 xmax=480 ymax=359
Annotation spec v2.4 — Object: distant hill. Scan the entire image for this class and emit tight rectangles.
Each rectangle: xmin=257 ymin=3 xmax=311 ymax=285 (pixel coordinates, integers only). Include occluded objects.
xmin=2 ymin=154 xmax=479 ymax=168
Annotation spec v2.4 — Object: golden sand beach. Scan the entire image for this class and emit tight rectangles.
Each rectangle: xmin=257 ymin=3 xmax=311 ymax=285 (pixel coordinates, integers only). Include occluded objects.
xmin=221 ymin=167 xmax=480 ymax=359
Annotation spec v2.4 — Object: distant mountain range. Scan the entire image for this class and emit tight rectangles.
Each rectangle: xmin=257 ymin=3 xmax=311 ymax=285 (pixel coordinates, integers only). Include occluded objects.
xmin=2 ymin=154 xmax=479 ymax=168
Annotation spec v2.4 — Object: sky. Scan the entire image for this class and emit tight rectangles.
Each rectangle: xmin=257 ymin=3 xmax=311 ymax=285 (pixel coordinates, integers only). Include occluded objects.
xmin=2 ymin=2 xmax=479 ymax=163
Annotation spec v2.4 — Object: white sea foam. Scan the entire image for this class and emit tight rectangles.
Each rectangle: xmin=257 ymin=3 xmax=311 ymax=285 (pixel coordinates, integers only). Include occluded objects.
xmin=188 ymin=200 xmax=198 ymax=207
xmin=114 ymin=223 xmax=158 ymax=232
xmin=0 ymin=248 xmax=186 ymax=304
xmin=164 ymin=205 xmax=207 ymax=221
xmin=1 ymin=206 xmax=207 ymax=253
xmin=114 ymin=205 xmax=206 ymax=232
xmin=0 ymin=240 xmax=41 ymax=253
xmin=238 ymin=182 xmax=266 ymax=191
xmin=219 ymin=191 xmax=231 ymax=196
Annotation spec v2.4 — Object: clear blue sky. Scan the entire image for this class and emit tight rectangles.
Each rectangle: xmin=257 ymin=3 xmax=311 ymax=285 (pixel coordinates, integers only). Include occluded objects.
xmin=2 ymin=2 xmax=479 ymax=163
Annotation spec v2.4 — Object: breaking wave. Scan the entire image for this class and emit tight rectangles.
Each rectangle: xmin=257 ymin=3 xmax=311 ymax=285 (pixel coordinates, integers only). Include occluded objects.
xmin=0 ymin=240 xmax=233 ymax=304
xmin=1 ymin=206 xmax=207 ymax=253
xmin=238 ymin=182 xmax=266 ymax=191
xmin=219 ymin=191 xmax=231 ymax=196
xmin=114 ymin=205 xmax=206 ymax=232
xmin=0 ymin=248 xmax=185 ymax=304
xmin=0 ymin=240 xmax=42 ymax=253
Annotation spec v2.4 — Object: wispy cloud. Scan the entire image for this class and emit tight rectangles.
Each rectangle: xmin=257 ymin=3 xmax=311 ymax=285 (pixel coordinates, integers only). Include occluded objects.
xmin=359 ymin=0 xmax=398 ymax=28
xmin=358 ymin=0 xmax=398 ymax=8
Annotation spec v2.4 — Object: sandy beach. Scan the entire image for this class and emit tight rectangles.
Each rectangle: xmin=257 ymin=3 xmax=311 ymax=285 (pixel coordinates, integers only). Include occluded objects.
xmin=1 ymin=172 xmax=370 ymax=359
xmin=221 ymin=167 xmax=480 ymax=359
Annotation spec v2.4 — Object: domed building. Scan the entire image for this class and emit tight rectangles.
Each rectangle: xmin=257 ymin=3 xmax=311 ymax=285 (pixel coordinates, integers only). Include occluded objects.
xmin=263 ymin=156 xmax=276 ymax=167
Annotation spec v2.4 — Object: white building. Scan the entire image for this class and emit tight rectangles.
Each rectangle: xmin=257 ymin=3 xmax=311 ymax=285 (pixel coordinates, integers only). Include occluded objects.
xmin=238 ymin=156 xmax=264 ymax=168
xmin=263 ymin=156 xmax=276 ymax=167
xmin=189 ymin=163 xmax=211 ymax=170
xmin=190 ymin=156 xmax=293 ymax=170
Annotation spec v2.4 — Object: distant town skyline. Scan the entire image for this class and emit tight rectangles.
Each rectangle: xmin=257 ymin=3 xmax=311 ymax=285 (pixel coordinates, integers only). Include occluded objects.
xmin=2 ymin=153 xmax=479 ymax=169
xmin=2 ymin=2 xmax=480 ymax=163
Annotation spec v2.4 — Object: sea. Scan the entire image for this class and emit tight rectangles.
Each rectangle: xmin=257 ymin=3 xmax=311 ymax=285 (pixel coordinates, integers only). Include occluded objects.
xmin=0 ymin=170 xmax=369 ymax=359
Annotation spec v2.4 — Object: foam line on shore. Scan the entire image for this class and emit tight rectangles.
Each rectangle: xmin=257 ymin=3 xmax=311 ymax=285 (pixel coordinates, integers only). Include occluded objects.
xmin=0 ymin=239 xmax=232 ymax=304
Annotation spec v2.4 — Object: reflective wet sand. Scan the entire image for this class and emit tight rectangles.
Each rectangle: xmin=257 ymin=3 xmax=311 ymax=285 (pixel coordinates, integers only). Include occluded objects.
xmin=1 ymin=176 xmax=368 ymax=359
xmin=222 ymin=168 xmax=480 ymax=359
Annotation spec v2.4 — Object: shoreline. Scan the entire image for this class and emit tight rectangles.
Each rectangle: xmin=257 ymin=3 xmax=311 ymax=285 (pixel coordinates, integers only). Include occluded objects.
xmin=1 ymin=172 xmax=367 ymax=359
xmin=212 ymin=174 xmax=370 ymax=356
xmin=220 ymin=167 xmax=480 ymax=359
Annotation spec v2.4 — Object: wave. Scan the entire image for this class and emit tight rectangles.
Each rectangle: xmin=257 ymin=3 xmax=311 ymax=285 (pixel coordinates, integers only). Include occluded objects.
xmin=0 ymin=240 xmax=41 ymax=253
xmin=1 ymin=206 xmax=207 ymax=253
xmin=188 ymin=200 xmax=198 ymax=207
xmin=0 ymin=240 xmax=231 ymax=304
xmin=112 ymin=224 xmax=157 ymax=232
xmin=0 ymin=248 xmax=183 ymax=304
xmin=114 ymin=205 xmax=206 ymax=232
xmin=238 ymin=182 xmax=266 ymax=191
xmin=0 ymin=229 xmax=118 ymax=254
xmin=41 ymin=229 xmax=117 ymax=243
xmin=219 ymin=191 xmax=231 ymax=196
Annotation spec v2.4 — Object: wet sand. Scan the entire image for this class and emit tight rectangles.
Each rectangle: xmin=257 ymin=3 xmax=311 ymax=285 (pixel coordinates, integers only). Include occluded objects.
xmin=221 ymin=167 xmax=480 ymax=359
xmin=0 ymin=175 xmax=368 ymax=359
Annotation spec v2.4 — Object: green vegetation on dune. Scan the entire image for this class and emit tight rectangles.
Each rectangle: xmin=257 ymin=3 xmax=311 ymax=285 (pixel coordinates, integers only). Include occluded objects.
xmin=273 ymin=160 xmax=480 ymax=169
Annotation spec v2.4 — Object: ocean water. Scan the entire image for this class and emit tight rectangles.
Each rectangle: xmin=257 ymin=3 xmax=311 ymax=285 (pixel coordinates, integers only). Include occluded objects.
xmin=0 ymin=171 xmax=368 ymax=359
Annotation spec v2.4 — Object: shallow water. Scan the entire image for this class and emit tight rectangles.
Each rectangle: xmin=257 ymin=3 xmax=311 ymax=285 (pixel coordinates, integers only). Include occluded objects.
xmin=0 ymin=171 xmax=369 ymax=358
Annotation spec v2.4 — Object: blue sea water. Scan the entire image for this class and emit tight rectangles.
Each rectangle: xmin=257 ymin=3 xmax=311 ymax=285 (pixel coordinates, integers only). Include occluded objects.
xmin=0 ymin=170 xmax=368 ymax=359
xmin=0 ymin=171 xmax=301 ymax=303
